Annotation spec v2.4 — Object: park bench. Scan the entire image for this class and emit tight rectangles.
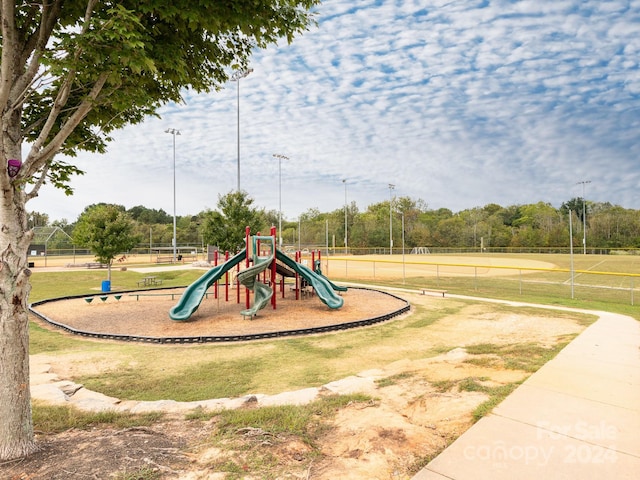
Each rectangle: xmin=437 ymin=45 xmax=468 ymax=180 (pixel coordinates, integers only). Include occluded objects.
xmin=421 ymin=288 xmax=447 ymax=297
xmin=129 ymin=292 xmax=178 ymax=301
xmin=156 ymin=256 xmax=175 ymax=263
xmin=155 ymin=254 xmax=197 ymax=264
xmin=86 ymin=262 xmax=108 ymax=269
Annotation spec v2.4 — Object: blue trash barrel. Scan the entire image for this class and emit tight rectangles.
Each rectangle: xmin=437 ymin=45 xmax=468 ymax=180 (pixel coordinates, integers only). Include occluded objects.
xmin=101 ymin=280 xmax=111 ymax=292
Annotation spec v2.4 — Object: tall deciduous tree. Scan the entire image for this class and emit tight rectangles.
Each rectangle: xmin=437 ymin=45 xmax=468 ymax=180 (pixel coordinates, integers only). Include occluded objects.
xmin=0 ymin=0 xmax=318 ymax=460
xmin=201 ymin=191 xmax=265 ymax=253
xmin=72 ymin=204 xmax=140 ymax=279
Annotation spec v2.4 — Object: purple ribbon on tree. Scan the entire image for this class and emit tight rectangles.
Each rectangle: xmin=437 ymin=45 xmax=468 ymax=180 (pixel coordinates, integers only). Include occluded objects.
xmin=7 ymin=159 xmax=21 ymax=177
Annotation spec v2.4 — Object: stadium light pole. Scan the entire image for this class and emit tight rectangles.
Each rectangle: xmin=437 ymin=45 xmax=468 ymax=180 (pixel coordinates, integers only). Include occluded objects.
xmin=576 ymin=180 xmax=591 ymax=255
xmin=231 ymin=68 xmax=253 ymax=191
xmin=343 ymin=179 xmax=348 ymax=255
xmin=325 ymin=219 xmax=329 ymax=258
xmin=165 ymin=128 xmax=180 ymax=262
xmin=273 ymin=154 xmax=288 ymax=249
xmin=388 ymin=184 xmax=395 ymax=255
xmin=569 ymin=209 xmax=575 ymax=299
xmin=401 ymin=210 xmax=405 ymax=284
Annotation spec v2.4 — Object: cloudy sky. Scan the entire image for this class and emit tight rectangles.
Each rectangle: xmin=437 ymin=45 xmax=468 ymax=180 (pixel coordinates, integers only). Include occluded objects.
xmin=30 ymin=0 xmax=640 ymax=223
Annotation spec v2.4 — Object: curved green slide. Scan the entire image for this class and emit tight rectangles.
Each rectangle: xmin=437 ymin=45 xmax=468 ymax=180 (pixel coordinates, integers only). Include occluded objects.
xmin=169 ymin=249 xmax=246 ymax=321
xmin=275 ymin=250 xmax=344 ymax=309
xmin=319 ymin=274 xmax=348 ymax=293
xmin=236 ymin=254 xmax=274 ymax=317
xmin=313 ymin=260 xmax=348 ymax=292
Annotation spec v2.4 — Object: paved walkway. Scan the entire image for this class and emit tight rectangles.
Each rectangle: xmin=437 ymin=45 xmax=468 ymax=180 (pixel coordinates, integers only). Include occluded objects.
xmin=413 ymin=309 xmax=640 ymax=480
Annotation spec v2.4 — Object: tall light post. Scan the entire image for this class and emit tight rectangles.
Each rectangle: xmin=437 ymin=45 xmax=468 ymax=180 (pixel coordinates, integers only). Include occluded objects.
xmin=165 ymin=128 xmax=180 ymax=262
xmin=569 ymin=208 xmax=575 ymax=299
xmin=576 ymin=180 xmax=591 ymax=255
xmin=388 ymin=184 xmax=395 ymax=255
xmin=231 ymin=68 xmax=253 ymax=191
xmin=325 ymin=219 xmax=329 ymax=258
xmin=401 ymin=211 xmax=405 ymax=284
xmin=273 ymin=154 xmax=288 ymax=248
xmin=343 ymin=179 xmax=348 ymax=255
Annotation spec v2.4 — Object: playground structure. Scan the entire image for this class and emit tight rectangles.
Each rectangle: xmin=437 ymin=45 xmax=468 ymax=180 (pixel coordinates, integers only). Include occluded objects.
xmin=169 ymin=226 xmax=346 ymax=321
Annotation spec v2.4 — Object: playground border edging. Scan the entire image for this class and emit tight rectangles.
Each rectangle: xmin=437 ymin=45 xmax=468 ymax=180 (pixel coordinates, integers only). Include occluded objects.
xmin=28 ymin=286 xmax=410 ymax=344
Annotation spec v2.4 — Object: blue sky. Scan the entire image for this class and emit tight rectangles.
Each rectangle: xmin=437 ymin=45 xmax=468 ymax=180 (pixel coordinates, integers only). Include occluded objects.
xmin=30 ymin=0 xmax=640 ymax=222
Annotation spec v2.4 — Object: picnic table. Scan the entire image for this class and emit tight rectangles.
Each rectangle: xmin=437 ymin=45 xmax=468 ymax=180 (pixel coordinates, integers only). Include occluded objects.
xmin=137 ymin=275 xmax=163 ymax=287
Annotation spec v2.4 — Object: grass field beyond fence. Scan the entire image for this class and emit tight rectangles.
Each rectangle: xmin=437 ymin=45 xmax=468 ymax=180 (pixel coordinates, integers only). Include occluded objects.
xmin=325 ymin=253 xmax=640 ymax=310
xmin=29 ymin=252 xmax=640 ymax=310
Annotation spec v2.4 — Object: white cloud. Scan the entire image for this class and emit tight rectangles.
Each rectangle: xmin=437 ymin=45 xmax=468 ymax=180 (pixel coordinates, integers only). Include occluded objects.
xmin=28 ymin=0 xmax=640 ymax=222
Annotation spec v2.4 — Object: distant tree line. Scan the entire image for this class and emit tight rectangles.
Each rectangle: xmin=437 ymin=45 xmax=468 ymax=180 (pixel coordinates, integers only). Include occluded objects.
xmin=28 ymin=192 xmax=640 ymax=254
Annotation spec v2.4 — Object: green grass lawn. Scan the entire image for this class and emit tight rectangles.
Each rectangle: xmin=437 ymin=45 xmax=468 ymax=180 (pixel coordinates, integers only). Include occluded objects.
xmin=29 ymin=268 xmax=203 ymax=302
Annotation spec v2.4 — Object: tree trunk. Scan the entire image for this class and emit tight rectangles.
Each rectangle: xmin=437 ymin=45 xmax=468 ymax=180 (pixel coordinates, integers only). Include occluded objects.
xmin=0 ymin=165 xmax=37 ymax=459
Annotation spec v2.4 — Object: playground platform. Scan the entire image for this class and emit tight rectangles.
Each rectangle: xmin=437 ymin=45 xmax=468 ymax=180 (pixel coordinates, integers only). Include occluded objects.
xmin=412 ymin=309 xmax=640 ymax=480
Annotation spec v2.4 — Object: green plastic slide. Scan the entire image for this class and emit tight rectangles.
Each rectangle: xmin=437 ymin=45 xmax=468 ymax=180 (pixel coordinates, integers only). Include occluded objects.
xmin=169 ymin=249 xmax=246 ymax=321
xmin=236 ymin=254 xmax=274 ymax=317
xmin=170 ymin=247 xmax=344 ymax=321
xmin=313 ymin=259 xmax=348 ymax=292
xmin=275 ymin=250 xmax=344 ymax=309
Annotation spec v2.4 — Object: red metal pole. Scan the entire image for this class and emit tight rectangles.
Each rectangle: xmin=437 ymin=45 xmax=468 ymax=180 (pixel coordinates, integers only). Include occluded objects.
xmin=295 ymin=250 xmax=300 ymax=300
xmin=271 ymin=225 xmax=277 ymax=309
xmin=245 ymin=226 xmax=251 ymax=309
xmin=225 ymin=251 xmax=229 ymax=302
xmin=236 ymin=253 xmax=240 ymax=304
xmin=213 ymin=250 xmax=218 ymax=299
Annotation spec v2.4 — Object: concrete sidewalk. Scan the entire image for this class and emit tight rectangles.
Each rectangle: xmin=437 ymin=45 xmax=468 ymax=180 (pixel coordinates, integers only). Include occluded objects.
xmin=413 ymin=311 xmax=640 ymax=480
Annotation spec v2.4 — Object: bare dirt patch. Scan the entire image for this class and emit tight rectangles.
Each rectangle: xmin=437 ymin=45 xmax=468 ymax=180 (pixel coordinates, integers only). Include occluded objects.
xmin=11 ymin=289 xmax=589 ymax=480
xmin=1 ymin=420 xmax=214 ymax=480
